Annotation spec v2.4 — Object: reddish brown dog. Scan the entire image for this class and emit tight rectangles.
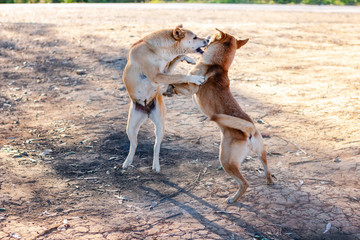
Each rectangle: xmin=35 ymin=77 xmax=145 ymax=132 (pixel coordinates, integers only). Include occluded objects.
xmin=172 ymin=29 xmax=274 ymax=203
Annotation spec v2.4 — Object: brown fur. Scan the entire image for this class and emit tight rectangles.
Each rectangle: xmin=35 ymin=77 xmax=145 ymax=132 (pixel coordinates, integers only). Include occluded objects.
xmin=172 ymin=29 xmax=274 ymax=203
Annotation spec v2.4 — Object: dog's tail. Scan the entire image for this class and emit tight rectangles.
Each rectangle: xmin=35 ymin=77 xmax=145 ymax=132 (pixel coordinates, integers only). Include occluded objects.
xmin=211 ymin=114 xmax=254 ymax=136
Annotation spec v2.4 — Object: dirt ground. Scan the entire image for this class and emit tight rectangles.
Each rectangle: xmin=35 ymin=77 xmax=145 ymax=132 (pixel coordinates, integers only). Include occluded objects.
xmin=0 ymin=3 xmax=359 ymax=240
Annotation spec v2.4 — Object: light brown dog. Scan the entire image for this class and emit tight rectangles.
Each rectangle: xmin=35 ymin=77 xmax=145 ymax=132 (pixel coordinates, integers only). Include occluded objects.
xmin=122 ymin=25 xmax=208 ymax=172
xmin=171 ymin=29 xmax=274 ymax=203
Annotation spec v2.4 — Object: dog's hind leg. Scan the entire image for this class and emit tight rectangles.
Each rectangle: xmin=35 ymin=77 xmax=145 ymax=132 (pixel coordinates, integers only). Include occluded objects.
xmin=261 ymin=149 xmax=274 ymax=185
xmin=250 ymin=130 xmax=274 ymax=184
xmin=123 ymin=101 xmax=148 ymax=169
xmin=149 ymin=95 xmax=166 ymax=172
xmin=220 ymin=138 xmax=250 ymax=203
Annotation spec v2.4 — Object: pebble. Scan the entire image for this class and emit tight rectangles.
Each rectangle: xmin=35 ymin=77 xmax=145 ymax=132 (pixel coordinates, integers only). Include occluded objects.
xmin=42 ymin=149 xmax=53 ymax=155
xmin=11 ymin=233 xmax=21 ymax=239
xmin=76 ymin=69 xmax=87 ymax=75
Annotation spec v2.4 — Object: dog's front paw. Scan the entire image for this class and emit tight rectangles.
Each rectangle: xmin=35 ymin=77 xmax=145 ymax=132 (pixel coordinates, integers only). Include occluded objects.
xmin=266 ymin=174 xmax=276 ymax=185
xmin=189 ymin=75 xmax=205 ymax=85
xmin=181 ymin=56 xmax=196 ymax=65
xmin=226 ymin=197 xmax=235 ymax=204
xmin=122 ymin=162 xmax=130 ymax=169
xmin=152 ymin=164 xmax=160 ymax=173
xmin=267 ymin=178 xmax=275 ymax=185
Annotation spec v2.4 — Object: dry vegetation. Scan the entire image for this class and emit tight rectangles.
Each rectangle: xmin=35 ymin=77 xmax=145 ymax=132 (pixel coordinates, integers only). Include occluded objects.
xmin=0 ymin=4 xmax=359 ymax=240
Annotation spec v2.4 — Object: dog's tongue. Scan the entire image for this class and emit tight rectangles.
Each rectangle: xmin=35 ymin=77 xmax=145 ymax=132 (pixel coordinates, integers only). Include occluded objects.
xmin=196 ymin=47 xmax=204 ymax=54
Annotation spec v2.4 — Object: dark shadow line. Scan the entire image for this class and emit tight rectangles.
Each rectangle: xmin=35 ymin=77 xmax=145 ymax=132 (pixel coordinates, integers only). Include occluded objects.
xmin=140 ymin=185 xmax=245 ymax=240
xmin=159 ymin=180 xmax=270 ymax=236
xmin=161 ymin=179 xmax=306 ymax=239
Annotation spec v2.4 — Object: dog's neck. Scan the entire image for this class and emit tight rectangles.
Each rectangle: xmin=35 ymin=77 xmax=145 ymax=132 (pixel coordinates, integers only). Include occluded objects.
xmin=200 ymin=49 xmax=236 ymax=72
xmin=146 ymin=42 xmax=186 ymax=62
xmin=144 ymin=30 xmax=185 ymax=61
xmin=192 ymin=62 xmax=228 ymax=78
xmin=144 ymin=30 xmax=174 ymax=47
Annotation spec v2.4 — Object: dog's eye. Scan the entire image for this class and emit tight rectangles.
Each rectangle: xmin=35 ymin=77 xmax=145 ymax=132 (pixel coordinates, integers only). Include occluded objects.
xmin=193 ymin=36 xmax=197 ymax=40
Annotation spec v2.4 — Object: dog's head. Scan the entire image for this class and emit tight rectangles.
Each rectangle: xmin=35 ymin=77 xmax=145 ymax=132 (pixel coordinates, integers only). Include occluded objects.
xmin=173 ymin=24 xmax=209 ymax=54
xmin=201 ymin=29 xmax=248 ymax=70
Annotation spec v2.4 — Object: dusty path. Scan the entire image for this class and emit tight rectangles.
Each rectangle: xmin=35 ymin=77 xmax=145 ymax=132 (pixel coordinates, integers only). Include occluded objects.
xmin=0 ymin=4 xmax=359 ymax=240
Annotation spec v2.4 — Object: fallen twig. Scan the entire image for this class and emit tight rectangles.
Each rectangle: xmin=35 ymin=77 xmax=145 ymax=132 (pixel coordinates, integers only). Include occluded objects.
xmin=273 ymin=134 xmax=307 ymax=155
xmin=149 ymin=212 xmax=183 ymax=227
xmin=94 ymin=109 xmax=110 ymax=118
xmin=77 ymin=177 xmax=100 ymax=180
xmin=258 ymin=112 xmax=269 ymax=120
xmin=289 ymin=160 xmax=320 ymax=166
xmin=32 ymin=223 xmax=69 ymax=240
xmin=214 ymin=210 xmax=242 ymax=217
xmin=346 ymin=139 xmax=360 ymax=144
xmin=304 ymin=178 xmax=334 ymax=184
xmin=39 ymin=208 xmax=90 ymax=219
xmin=256 ymin=113 xmax=272 ymax=126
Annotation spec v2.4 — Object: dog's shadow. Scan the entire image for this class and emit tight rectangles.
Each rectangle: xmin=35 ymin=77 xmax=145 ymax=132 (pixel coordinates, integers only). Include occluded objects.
xmin=139 ymin=179 xmax=284 ymax=240
xmin=137 ymin=176 xmax=354 ymax=240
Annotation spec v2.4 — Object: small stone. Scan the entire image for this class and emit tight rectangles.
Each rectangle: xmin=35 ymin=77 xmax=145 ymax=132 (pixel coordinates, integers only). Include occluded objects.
xmin=42 ymin=149 xmax=53 ymax=155
xmin=76 ymin=69 xmax=87 ymax=75
xmin=257 ymin=119 xmax=266 ymax=124
xmin=11 ymin=233 xmax=21 ymax=239
xmin=55 ymin=206 xmax=64 ymax=212
xmin=28 ymin=158 xmax=37 ymax=163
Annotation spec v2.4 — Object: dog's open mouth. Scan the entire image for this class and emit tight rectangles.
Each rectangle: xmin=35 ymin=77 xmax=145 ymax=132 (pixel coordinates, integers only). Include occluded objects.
xmin=196 ymin=47 xmax=204 ymax=54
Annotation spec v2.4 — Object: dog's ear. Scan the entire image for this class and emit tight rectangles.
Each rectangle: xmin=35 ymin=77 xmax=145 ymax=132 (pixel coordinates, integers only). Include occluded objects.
xmin=176 ymin=24 xmax=183 ymax=29
xmin=215 ymin=28 xmax=226 ymax=40
xmin=173 ymin=26 xmax=185 ymax=40
xmin=237 ymin=39 xmax=249 ymax=49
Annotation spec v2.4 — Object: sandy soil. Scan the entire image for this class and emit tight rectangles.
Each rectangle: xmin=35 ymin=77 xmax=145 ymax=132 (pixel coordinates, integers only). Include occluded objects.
xmin=0 ymin=3 xmax=359 ymax=240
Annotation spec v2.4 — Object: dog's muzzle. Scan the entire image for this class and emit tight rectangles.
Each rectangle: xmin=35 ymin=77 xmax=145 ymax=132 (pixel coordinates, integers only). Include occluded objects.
xmin=196 ymin=47 xmax=204 ymax=54
xmin=196 ymin=39 xmax=209 ymax=54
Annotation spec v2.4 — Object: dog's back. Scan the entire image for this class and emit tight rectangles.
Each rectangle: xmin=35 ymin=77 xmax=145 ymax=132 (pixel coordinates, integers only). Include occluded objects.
xmin=197 ymin=65 xmax=253 ymax=121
